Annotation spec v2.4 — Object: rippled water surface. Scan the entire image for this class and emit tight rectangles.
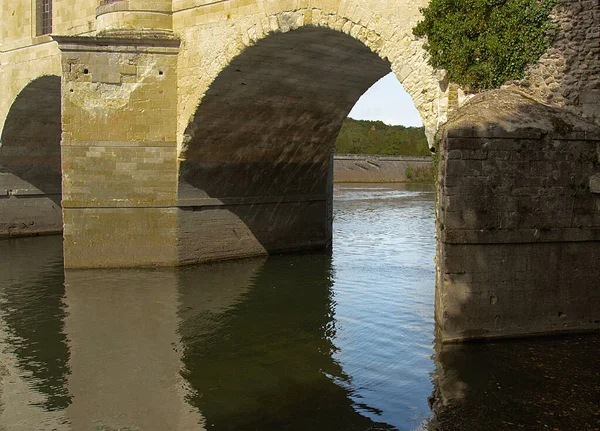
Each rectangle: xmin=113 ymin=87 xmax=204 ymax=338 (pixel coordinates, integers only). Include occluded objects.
xmin=1 ymin=183 xmax=599 ymax=431
xmin=0 ymin=183 xmax=436 ymax=430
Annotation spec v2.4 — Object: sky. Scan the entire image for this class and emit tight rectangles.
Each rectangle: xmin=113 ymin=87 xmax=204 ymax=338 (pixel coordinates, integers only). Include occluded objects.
xmin=348 ymin=72 xmax=423 ymax=127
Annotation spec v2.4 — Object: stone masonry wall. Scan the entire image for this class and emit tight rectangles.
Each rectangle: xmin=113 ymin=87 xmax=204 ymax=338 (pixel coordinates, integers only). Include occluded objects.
xmin=0 ymin=0 xmax=97 ymax=52
xmin=513 ymin=0 xmax=600 ymax=125
xmin=1 ymin=0 xmax=597 ymax=162
xmin=436 ymin=89 xmax=600 ymax=341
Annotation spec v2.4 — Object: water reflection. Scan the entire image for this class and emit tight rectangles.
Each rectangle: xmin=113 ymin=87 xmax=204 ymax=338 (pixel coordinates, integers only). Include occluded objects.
xmin=0 ymin=241 xmax=402 ymax=430
xmin=63 ymin=269 xmax=204 ymax=431
xmin=0 ymin=183 xmax=437 ymax=430
xmin=430 ymin=334 xmax=600 ymax=431
xmin=178 ymin=254 xmax=394 ymax=430
xmin=0 ymin=236 xmax=69 ymax=430
xmin=332 ymin=183 xmax=437 ymax=429
xmin=1 ymin=184 xmax=597 ymax=431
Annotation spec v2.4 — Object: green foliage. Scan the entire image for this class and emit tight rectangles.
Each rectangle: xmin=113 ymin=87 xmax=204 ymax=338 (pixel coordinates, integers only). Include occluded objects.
xmin=413 ymin=0 xmax=557 ymax=90
xmin=334 ymin=118 xmax=430 ymax=156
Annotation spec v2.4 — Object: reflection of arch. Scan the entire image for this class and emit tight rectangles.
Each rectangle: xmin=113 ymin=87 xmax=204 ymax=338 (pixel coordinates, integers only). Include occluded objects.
xmin=178 ymin=254 xmax=395 ymax=430
xmin=0 ymin=75 xmax=62 ymax=236
xmin=177 ymin=27 xmax=428 ymax=260
xmin=0 ymin=236 xmax=70 ymax=418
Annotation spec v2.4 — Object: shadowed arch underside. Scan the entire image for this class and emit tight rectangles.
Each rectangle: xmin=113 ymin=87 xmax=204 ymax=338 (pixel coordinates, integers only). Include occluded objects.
xmin=0 ymin=76 xmax=62 ymax=237
xmin=177 ymin=27 xmax=391 ymax=263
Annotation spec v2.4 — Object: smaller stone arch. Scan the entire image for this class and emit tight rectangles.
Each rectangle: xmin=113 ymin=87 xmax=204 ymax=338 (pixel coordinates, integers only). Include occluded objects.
xmin=0 ymin=75 xmax=63 ymax=237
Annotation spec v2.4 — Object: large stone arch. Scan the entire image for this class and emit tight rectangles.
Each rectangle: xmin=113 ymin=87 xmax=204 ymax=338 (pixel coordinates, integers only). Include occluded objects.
xmin=176 ymin=22 xmax=438 ymax=262
xmin=176 ymin=5 xmax=449 ymax=150
xmin=0 ymin=75 xmax=63 ymax=237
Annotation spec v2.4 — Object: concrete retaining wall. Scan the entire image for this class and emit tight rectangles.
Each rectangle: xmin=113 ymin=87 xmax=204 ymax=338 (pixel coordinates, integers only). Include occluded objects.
xmin=334 ymin=154 xmax=434 ymax=183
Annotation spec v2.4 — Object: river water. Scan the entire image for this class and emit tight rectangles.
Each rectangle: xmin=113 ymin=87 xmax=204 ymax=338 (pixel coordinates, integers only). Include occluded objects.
xmin=0 ymin=183 xmax=598 ymax=431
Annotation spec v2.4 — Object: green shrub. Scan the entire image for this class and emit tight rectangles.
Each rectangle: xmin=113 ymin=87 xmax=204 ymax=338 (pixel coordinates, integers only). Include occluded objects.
xmin=413 ymin=0 xmax=557 ymax=91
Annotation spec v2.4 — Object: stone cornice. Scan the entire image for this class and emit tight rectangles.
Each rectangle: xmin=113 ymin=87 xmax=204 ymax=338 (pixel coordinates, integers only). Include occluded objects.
xmin=52 ymin=31 xmax=180 ymax=54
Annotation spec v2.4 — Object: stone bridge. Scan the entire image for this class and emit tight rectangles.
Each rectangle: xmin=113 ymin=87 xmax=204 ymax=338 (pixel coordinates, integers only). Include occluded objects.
xmin=0 ymin=0 xmax=599 ymax=341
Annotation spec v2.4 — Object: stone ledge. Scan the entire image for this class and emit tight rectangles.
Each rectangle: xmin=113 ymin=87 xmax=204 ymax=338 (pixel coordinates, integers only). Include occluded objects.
xmin=590 ymin=174 xmax=600 ymax=194
xmin=61 ymin=140 xmax=177 ymax=148
xmin=62 ymin=200 xmax=177 ymax=209
xmin=178 ymin=194 xmax=328 ymax=208
xmin=442 ymin=227 xmax=600 ymax=244
xmin=446 ymin=127 xmax=599 ymax=141
xmin=52 ymin=32 xmax=180 ymax=55
xmin=334 ymin=154 xmax=432 ymax=162
xmin=441 ymin=326 xmax=600 ymax=344
xmin=2 ymin=189 xmax=61 ymax=197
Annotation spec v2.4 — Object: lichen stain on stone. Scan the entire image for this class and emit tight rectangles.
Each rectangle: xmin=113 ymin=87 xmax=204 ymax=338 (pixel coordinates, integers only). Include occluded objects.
xmin=69 ymin=57 xmax=158 ymax=115
xmin=550 ymin=116 xmax=574 ymax=135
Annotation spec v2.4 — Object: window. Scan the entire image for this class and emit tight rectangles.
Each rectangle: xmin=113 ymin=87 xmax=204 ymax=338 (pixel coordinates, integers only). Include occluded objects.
xmin=36 ymin=0 xmax=52 ymax=36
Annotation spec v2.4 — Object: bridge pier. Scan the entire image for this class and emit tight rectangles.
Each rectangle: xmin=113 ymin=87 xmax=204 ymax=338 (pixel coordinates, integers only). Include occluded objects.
xmin=436 ymin=90 xmax=600 ymax=341
xmin=55 ymin=34 xmax=181 ymax=268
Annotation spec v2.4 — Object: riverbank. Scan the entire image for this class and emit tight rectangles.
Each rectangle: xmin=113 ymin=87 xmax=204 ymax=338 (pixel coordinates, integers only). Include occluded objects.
xmin=334 ymin=154 xmax=434 ymax=183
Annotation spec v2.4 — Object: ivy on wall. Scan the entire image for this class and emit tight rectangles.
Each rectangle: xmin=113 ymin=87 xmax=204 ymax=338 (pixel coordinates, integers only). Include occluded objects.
xmin=413 ymin=0 xmax=557 ymax=91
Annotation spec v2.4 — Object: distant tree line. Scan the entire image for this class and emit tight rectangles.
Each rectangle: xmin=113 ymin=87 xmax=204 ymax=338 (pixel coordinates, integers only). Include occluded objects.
xmin=334 ymin=118 xmax=430 ymax=156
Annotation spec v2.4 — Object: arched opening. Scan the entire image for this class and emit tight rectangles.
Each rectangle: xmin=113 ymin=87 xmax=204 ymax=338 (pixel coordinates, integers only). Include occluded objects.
xmin=348 ymin=72 xmax=424 ymax=127
xmin=0 ymin=76 xmax=62 ymax=237
xmin=176 ymin=29 xmax=438 ymax=424
xmin=178 ymin=27 xmax=407 ymax=261
xmin=333 ymin=72 xmax=433 ymax=182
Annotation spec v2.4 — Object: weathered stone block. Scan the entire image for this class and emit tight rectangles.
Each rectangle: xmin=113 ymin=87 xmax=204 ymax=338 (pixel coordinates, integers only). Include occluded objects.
xmin=590 ymin=173 xmax=600 ymax=193
xmin=63 ymin=207 xmax=178 ymax=268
